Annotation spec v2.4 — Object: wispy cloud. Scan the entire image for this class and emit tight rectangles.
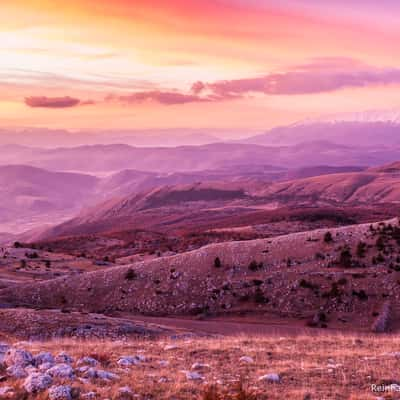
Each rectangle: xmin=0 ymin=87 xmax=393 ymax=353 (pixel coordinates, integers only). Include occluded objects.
xmin=194 ymin=59 xmax=400 ymax=97
xmin=25 ymin=96 xmax=89 ymax=108
xmin=107 ymin=90 xmax=207 ymax=105
xmin=22 ymin=59 xmax=400 ymax=110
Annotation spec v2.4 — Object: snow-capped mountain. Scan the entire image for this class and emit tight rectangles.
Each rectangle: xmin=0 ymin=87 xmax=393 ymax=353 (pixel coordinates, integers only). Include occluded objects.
xmin=297 ymin=109 xmax=400 ymax=126
xmin=243 ymin=109 xmax=400 ymax=147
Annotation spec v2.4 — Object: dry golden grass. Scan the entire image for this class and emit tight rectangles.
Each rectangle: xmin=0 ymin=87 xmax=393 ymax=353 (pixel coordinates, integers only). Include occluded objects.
xmin=6 ymin=333 xmax=400 ymax=399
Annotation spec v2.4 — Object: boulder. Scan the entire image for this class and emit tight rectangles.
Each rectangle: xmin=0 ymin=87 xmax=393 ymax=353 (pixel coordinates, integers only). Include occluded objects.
xmin=6 ymin=365 xmax=28 ymax=378
xmin=55 ymin=352 xmax=73 ymax=364
xmin=258 ymin=373 xmax=281 ymax=383
xmin=239 ymin=356 xmax=254 ymax=364
xmin=47 ymin=363 xmax=75 ymax=379
xmin=116 ymin=386 xmax=134 ymax=400
xmin=4 ymin=348 xmax=33 ymax=367
xmin=34 ymin=352 xmax=55 ymax=366
xmin=184 ymin=371 xmax=204 ymax=381
xmin=83 ymin=368 xmax=119 ymax=381
xmin=23 ymin=372 xmax=52 ymax=393
xmin=77 ymin=356 xmax=99 ymax=367
xmin=191 ymin=362 xmax=210 ymax=370
xmin=39 ymin=362 xmax=54 ymax=372
xmin=48 ymin=385 xmax=72 ymax=400
xmin=81 ymin=392 xmax=97 ymax=399
xmin=117 ymin=356 xmax=143 ymax=367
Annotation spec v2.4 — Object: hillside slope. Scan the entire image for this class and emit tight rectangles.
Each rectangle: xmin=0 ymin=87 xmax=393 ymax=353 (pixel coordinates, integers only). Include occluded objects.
xmin=2 ymin=218 xmax=400 ymax=331
xmin=258 ymin=171 xmax=400 ymax=205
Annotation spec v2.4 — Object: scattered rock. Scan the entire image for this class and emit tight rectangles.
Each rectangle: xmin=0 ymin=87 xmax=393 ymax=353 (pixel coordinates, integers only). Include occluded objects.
xmin=81 ymin=392 xmax=97 ymax=399
xmin=184 ymin=371 xmax=204 ymax=381
xmin=83 ymin=368 xmax=119 ymax=381
xmin=77 ymin=356 xmax=99 ymax=367
xmin=34 ymin=352 xmax=55 ymax=366
xmin=0 ymin=343 xmax=10 ymax=365
xmin=164 ymin=345 xmax=178 ymax=351
xmin=191 ymin=362 xmax=210 ymax=370
xmin=23 ymin=372 xmax=53 ymax=393
xmin=55 ymin=352 xmax=73 ymax=364
xmin=39 ymin=362 xmax=55 ymax=372
xmin=258 ymin=373 xmax=281 ymax=383
xmin=47 ymin=363 xmax=75 ymax=379
xmin=239 ymin=356 xmax=254 ymax=363
xmin=6 ymin=365 xmax=28 ymax=378
xmin=117 ymin=355 xmax=144 ymax=367
xmin=4 ymin=348 xmax=33 ymax=367
xmin=116 ymin=386 xmax=134 ymax=400
xmin=48 ymin=385 xmax=73 ymax=400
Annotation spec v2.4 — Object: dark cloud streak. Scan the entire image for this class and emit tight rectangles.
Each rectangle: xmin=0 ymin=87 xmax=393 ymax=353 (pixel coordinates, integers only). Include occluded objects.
xmin=25 ymin=96 xmax=82 ymax=108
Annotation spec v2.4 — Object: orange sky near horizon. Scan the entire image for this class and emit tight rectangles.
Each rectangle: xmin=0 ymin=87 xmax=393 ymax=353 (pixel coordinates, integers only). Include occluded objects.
xmin=1 ymin=0 xmax=400 ymax=132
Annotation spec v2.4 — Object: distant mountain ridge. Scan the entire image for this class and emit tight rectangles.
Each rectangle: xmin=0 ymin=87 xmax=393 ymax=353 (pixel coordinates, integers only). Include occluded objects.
xmin=243 ymin=121 xmax=400 ymax=147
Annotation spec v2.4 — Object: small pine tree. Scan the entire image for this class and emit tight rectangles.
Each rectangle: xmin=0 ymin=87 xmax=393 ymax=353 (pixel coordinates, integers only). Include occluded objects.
xmin=214 ymin=257 xmax=222 ymax=268
xmin=356 ymin=241 xmax=367 ymax=258
xmin=124 ymin=269 xmax=137 ymax=280
xmin=324 ymin=231 xmax=333 ymax=243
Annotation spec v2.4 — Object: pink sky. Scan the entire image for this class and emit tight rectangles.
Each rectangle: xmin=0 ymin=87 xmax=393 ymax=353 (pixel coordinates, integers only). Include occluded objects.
xmin=1 ymin=0 xmax=400 ymax=132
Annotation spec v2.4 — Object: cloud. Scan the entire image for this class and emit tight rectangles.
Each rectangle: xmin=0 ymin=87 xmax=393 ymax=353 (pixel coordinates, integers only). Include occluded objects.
xmin=108 ymin=90 xmax=207 ymax=105
xmin=194 ymin=59 xmax=400 ymax=98
xmin=25 ymin=96 xmax=82 ymax=108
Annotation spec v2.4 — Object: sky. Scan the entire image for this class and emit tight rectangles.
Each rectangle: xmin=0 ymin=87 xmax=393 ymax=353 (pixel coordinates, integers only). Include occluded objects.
xmin=1 ymin=0 xmax=400 ymax=133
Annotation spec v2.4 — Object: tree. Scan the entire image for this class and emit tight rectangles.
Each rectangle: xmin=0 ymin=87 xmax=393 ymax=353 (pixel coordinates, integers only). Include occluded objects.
xmin=214 ymin=257 xmax=222 ymax=268
xmin=356 ymin=241 xmax=367 ymax=258
xmin=324 ymin=232 xmax=333 ymax=243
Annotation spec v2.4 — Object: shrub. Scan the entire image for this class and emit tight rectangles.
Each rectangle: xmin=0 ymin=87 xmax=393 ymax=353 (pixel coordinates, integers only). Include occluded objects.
xmin=322 ymin=282 xmax=341 ymax=298
xmin=13 ymin=241 xmax=22 ymax=248
xmin=248 ymin=260 xmax=263 ymax=271
xmin=214 ymin=257 xmax=222 ymax=268
xmin=124 ymin=269 xmax=137 ymax=280
xmin=376 ymin=253 xmax=385 ymax=263
xmin=356 ymin=241 xmax=367 ymax=258
xmin=376 ymin=236 xmax=385 ymax=251
xmin=324 ymin=231 xmax=333 ymax=243
xmin=25 ymin=252 xmax=39 ymax=259
xmin=337 ymin=277 xmax=347 ymax=285
xmin=352 ymin=289 xmax=368 ymax=301
xmin=254 ymin=288 xmax=269 ymax=304
xmin=339 ymin=247 xmax=352 ymax=268
xmin=299 ymin=279 xmax=318 ymax=290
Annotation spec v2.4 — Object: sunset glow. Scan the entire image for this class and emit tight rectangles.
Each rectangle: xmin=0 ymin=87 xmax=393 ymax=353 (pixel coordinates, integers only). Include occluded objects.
xmin=1 ymin=0 xmax=400 ymax=130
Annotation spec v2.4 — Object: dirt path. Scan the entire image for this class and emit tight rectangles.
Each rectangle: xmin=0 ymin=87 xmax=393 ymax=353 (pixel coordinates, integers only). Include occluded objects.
xmin=117 ymin=313 xmax=322 ymax=336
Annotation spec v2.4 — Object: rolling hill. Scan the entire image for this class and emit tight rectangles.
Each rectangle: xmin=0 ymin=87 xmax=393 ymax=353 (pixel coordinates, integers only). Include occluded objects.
xmin=38 ymin=162 xmax=400 ymax=239
xmin=2 ymin=218 xmax=400 ymax=333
